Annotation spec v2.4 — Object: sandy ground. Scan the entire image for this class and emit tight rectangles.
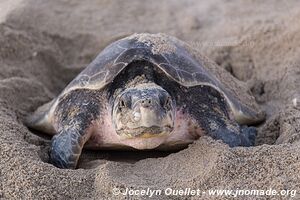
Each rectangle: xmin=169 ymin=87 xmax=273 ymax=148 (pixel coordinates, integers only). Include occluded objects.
xmin=1 ymin=0 xmax=300 ymax=199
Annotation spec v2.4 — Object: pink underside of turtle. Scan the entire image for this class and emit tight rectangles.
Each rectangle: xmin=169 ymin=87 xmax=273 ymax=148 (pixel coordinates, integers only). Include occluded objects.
xmin=85 ymin=108 xmax=202 ymax=150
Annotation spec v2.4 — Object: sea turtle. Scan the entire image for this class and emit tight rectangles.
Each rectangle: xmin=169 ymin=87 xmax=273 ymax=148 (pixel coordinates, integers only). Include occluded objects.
xmin=26 ymin=33 xmax=265 ymax=169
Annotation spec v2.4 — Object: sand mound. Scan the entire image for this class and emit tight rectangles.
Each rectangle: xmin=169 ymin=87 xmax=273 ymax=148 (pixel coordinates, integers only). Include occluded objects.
xmin=1 ymin=0 xmax=300 ymax=199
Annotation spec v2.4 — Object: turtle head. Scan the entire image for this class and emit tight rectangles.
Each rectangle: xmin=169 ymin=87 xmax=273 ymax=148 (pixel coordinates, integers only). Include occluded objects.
xmin=112 ymin=82 xmax=175 ymax=140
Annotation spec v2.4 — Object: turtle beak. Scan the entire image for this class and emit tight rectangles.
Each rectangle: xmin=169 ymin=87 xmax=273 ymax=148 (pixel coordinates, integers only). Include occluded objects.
xmin=121 ymin=125 xmax=173 ymax=139
xmin=131 ymin=97 xmax=163 ymax=127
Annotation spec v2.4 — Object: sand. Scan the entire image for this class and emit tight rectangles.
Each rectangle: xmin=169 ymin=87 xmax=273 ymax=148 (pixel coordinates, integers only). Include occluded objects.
xmin=1 ymin=0 xmax=300 ymax=199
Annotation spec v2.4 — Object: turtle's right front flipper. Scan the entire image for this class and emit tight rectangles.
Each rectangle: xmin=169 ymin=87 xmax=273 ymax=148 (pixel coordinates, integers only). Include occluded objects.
xmin=50 ymin=128 xmax=86 ymax=168
xmin=50 ymin=89 xmax=101 ymax=169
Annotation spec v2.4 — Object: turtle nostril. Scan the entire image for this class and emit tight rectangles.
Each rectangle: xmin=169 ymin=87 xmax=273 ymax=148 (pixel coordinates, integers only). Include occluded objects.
xmin=141 ymin=98 xmax=152 ymax=107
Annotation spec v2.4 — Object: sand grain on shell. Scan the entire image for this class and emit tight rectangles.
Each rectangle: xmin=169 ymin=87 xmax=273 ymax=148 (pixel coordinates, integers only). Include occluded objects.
xmin=132 ymin=33 xmax=177 ymax=55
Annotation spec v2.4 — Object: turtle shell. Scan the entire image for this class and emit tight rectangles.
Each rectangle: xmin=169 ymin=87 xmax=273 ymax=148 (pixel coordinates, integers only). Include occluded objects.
xmin=60 ymin=33 xmax=265 ymax=125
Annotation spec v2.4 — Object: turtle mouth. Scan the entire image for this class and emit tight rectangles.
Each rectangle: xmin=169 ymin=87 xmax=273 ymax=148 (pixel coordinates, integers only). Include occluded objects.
xmin=119 ymin=125 xmax=173 ymax=139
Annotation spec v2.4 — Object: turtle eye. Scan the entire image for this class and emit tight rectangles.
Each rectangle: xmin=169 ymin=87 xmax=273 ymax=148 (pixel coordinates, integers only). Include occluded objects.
xmin=118 ymin=95 xmax=131 ymax=109
xmin=120 ymin=99 xmax=126 ymax=108
xmin=164 ymin=97 xmax=172 ymax=110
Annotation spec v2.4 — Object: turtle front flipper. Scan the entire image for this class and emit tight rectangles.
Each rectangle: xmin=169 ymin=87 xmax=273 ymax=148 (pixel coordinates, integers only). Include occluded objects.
xmin=50 ymin=128 xmax=87 ymax=168
xmin=209 ymin=125 xmax=257 ymax=147
xmin=182 ymin=85 xmax=258 ymax=147
xmin=50 ymin=89 xmax=101 ymax=169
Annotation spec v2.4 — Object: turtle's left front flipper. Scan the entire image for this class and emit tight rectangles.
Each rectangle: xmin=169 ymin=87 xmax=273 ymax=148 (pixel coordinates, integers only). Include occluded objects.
xmin=209 ymin=125 xmax=257 ymax=147
xmin=184 ymin=85 xmax=257 ymax=148
xmin=50 ymin=90 xmax=101 ymax=169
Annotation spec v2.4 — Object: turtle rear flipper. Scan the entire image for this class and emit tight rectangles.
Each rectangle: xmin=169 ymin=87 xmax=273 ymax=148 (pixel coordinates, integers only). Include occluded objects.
xmin=25 ymin=99 xmax=56 ymax=134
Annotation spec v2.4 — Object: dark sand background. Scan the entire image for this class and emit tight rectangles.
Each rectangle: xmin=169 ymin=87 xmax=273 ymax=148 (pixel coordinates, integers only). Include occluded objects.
xmin=1 ymin=0 xmax=300 ymax=199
